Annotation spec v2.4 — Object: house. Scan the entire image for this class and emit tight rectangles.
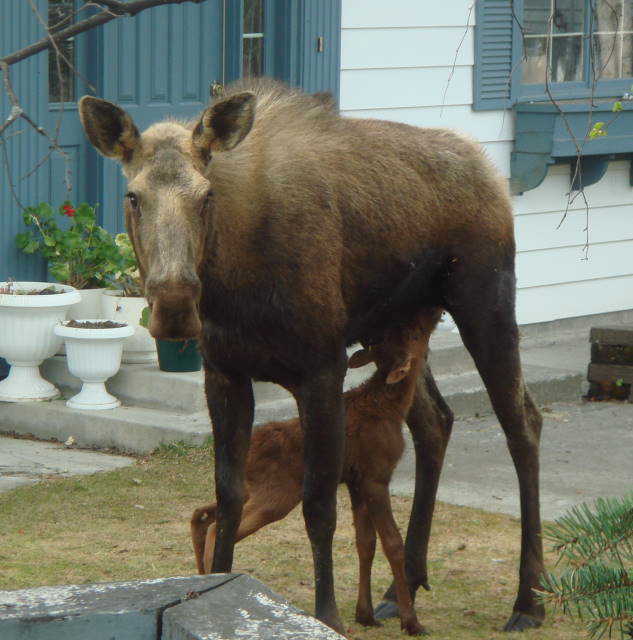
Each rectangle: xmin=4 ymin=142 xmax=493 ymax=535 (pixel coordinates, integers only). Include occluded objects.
xmin=2 ymin=0 xmax=632 ymax=327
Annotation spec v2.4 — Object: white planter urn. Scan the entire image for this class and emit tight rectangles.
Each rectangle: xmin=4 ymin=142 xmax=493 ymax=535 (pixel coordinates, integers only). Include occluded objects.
xmin=101 ymin=291 xmax=157 ymax=364
xmin=0 ymin=282 xmax=80 ymax=402
xmin=55 ymin=320 xmax=134 ymax=410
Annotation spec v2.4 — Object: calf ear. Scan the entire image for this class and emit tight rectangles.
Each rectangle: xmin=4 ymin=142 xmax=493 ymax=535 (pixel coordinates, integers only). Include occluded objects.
xmin=386 ymin=357 xmax=412 ymax=385
xmin=192 ymin=92 xmax=255 ymax=158
xmin=79 ymin=96 xmax=140 ymax=162
xmin=348 ymin=348 xmax=373 ymax=368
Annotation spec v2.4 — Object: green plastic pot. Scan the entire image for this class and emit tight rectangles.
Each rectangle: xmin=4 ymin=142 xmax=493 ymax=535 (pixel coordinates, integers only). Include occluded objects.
xmin=155 ymin=338 xmax=202 ymax=372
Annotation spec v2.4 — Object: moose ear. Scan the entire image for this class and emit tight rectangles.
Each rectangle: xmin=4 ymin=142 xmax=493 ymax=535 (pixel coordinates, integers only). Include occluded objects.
xmin=192 ymin=92 xmax=256 ymax=158
xmin=386 ymin=357 xmax=412 ymax=385
xmin=79 ymin=96 xmax=140 ymax=162
xmin=348 ymin=348 xmax=373 ymax=369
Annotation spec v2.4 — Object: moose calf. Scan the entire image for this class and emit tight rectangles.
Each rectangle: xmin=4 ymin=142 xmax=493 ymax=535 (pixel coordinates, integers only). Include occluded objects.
xmin=191 ymin=310 xmax=441 ymax=636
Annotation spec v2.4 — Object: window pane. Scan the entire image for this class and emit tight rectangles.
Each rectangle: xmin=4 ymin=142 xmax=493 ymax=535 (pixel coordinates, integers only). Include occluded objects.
xmin=243 ymin=37 xmax=263 ymax=77
xmin=524 ymin=37 xmax=548 ymax=83
xmin=553 ymin=0 xmax=584 ymax=33
xmin=594 ymin=0 xmax=622 ymax=32
xmin=525 ymin=0 xmax=551 ymax=35
xmin=48 ymin=0 xmax=75 ymax=102
xmin=593 ymin=31 xmax=621 ymax=78
xmin=243 ymin=0 xmax=263 ymax=34
xmin=551 ymin=35 xmax=583 ymax=80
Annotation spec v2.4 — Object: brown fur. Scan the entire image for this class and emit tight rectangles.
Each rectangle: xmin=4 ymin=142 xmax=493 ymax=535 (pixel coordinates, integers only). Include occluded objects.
xmin=191 ymin=311 xmax=441 ymax=635
xmin=79 ymin=78 xmax=544 ymax=634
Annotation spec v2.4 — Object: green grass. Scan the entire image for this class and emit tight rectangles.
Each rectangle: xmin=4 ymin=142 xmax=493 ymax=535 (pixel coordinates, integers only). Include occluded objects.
xmin=0 ymin=441 xmax=584 ymax=639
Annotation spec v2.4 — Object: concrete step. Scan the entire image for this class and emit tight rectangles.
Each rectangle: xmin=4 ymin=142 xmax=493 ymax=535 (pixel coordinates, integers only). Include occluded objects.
xmin=1 ymin=360 xmax=583 ymax=455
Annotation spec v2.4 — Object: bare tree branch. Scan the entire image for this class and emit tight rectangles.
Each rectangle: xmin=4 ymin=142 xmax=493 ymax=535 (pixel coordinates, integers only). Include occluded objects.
xmin=1 ymin=0 xmax=205 ymax=67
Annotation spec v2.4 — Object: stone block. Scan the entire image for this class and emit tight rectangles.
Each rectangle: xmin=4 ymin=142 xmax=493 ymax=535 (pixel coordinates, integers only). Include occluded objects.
xmin=162 ymin=574 xmax=344 ymax=640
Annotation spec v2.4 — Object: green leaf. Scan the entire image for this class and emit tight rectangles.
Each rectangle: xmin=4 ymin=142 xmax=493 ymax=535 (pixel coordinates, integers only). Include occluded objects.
xmin=613 ymin=101 xmax=623 ymax=112
xmin=139 ymin=306 xmax=151 ymax=328
xmin=589 ymin=122 xmax=607 ymax=139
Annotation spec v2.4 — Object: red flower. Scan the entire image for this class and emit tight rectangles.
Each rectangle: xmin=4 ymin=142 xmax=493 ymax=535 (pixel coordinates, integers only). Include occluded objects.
xmin=62 ymin=204 xmax=76 ymax=218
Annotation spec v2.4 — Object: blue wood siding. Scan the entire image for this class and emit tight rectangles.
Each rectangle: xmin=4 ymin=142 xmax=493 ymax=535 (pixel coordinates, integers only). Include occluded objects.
xmin=0 ymin=1 xmax=49 ymax=281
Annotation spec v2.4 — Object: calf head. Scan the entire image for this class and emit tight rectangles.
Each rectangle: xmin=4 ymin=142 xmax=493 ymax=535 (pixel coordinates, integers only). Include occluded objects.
xmin=78 ymin=93 xmax=256 ymax=340
xmin=348 ymin=311 xmax=441 ymax=383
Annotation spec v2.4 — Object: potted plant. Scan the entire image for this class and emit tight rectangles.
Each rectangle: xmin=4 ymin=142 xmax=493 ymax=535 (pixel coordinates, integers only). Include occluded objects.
xmin=101 ymin=233 xmax=157 ymax=364
xmin=0 ymin=280 xmax=80 ymax=402
xmin=139 ymin=305 xmax=202 ymax=372
xmin=54 ymin=319 xmax=134 ymax=410
xmin=15 ymin=202 xmax=128 ymax=320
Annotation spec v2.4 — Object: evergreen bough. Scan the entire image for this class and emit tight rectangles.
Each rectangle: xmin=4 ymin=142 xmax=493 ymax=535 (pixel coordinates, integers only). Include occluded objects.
xmin=538 ymin=494 xmax=633 ymax=639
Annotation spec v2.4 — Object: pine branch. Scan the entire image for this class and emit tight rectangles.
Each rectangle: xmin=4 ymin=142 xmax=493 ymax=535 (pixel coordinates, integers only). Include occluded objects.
xmin=543 ymin=495 xmax=633 ymax=568
xmin=539 ymin=495 xmax=633 ymax=640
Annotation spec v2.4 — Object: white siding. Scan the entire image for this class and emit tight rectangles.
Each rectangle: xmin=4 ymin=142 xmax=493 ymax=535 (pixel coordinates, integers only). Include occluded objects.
xmin=340 ymin=0 xmax=633 ymax=325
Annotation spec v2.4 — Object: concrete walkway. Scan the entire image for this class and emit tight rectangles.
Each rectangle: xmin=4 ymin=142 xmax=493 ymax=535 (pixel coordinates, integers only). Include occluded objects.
xmin=392 ymin=400 xmax=633 ymax=521
xmin=0 ymin=436 xmax=134 ymax=493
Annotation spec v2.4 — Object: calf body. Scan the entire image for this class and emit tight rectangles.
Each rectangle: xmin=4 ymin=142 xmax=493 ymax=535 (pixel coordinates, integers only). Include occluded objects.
xmin=79 ymin=78 xmax=544 ymax=633
xmin=192 ymin=313 xmax=440 ymax=635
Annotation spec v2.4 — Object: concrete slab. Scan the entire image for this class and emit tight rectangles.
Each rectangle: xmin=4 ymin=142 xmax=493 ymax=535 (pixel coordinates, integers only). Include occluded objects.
xmin=0 ymin=575 xmax=235 ymax=640
xmin=390 ymin=400 xmax=633 ymax=521
xmin=0 ymin=436 xmax=133 ymax=493
xmin=162 ymin=574 xmax=344 ymax=640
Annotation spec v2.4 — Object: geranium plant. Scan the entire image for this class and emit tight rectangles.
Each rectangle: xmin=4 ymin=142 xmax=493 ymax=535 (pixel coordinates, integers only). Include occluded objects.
xmin=15 ymin=202 xmax=134 ymax=290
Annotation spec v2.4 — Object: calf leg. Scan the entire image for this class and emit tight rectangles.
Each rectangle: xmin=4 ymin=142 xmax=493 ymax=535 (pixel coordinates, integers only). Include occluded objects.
xmin=449 ymin=269 xmax=545 ymax=631
xmin=361 ymin=479 xmax=426 ymax=636
xmin=204 ymin=367 xmax=254 ymax=573
xmin=377 ymin=365 xmax=453 ymax=618
xmin=191 ymin=503 xmax=217 ymax=574
xmin=295 ymin=357 xmax=347 ymax=634
xmin=347 ymin=483 xmax=380 ymax=627
xmin=202 ymin=489 xmax=301 ymax=573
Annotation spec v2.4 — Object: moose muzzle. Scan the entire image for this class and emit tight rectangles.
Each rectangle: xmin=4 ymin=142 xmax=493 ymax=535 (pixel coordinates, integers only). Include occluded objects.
xmin=146 ymin=278 xmax=202 ymax=340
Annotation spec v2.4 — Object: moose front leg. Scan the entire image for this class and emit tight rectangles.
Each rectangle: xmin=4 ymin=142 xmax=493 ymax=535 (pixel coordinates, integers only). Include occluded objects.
xmin=296 ymin=357 xmax=347 ymax=634
xmin=204 ymin=366 xmax=254 ymax=573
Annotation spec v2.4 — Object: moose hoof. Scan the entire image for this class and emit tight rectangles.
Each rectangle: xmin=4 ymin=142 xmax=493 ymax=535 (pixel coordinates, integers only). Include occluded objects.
xmin=403 ymin=620 xmax=429 ymax=636
xmin=355 ymin=612 xmax=382 ymax=628
xmin=503 ymin=611 xmax=543 ymax=632
xmin=374 ymin=598 xmax=399 ymax=620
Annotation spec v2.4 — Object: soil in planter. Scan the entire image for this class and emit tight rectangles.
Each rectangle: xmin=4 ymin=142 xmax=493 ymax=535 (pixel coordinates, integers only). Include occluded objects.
xmin=0 ymin=285 xmax=63 ymax=295
xmin=65 ymin=320 xmax=127 ymax=329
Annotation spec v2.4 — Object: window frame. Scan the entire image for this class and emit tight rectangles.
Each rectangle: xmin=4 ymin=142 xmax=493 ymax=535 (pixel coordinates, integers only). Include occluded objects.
xmin=514 ymin=0 xmax=633 ymax=103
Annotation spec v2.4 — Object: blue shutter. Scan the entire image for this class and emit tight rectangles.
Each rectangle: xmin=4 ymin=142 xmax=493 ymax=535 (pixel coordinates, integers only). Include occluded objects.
xmin=473 ymin=0 xmax=517 ymax=110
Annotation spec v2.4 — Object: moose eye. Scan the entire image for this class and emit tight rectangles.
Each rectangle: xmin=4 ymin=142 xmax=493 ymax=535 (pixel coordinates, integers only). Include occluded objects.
xmin=126 ymin=192 xmax=139 ymax=209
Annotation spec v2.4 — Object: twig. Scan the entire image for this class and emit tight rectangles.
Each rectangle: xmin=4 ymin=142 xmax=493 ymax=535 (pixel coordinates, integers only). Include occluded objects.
xmin=1 ymin=0 xmax=205 ymax=67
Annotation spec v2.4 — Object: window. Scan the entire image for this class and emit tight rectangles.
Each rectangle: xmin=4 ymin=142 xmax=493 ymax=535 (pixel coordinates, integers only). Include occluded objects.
xmin=48 ymin=0 xmax=76 ymax=103
xmin=474 ymin=0 xmax=633 ymax=109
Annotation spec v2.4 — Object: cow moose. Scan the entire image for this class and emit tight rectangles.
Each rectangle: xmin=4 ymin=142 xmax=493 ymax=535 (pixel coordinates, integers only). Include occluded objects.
xmin=79 ymin=77 xmax=544 ymax=634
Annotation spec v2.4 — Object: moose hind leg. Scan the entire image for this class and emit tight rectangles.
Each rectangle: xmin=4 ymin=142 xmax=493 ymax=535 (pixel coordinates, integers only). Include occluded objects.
xmin=449 ymin=271 xmax=545 ymax=632
xmin=376 ymin=365 xmax=453 ymax=620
